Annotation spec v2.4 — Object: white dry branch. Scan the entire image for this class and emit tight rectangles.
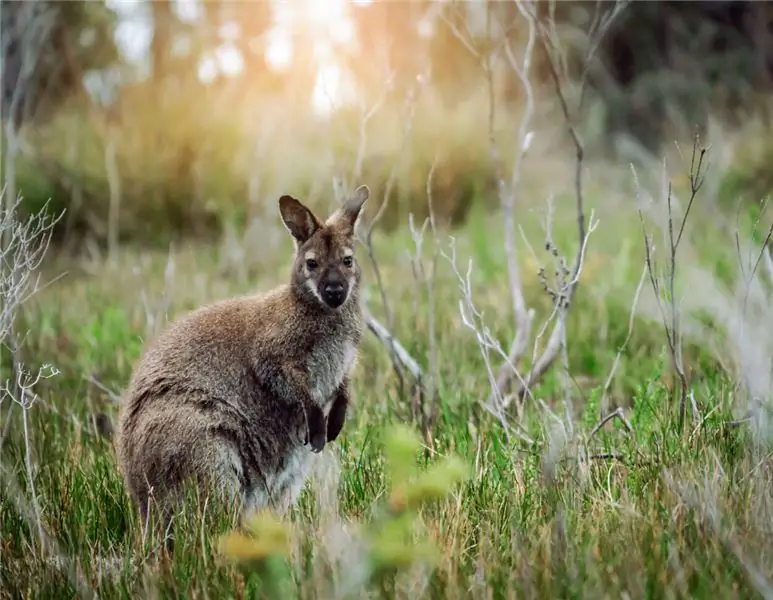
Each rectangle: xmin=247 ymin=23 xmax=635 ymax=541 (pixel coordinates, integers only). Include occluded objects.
xmin=2 ymin=2 xmax=58 ymax=247
xmin=0 ymin=192 xmax=62 ymax=344
xmin=441 ymin=237 xmax=535 ymax=446
xmin=0 ymin=5 xmax=75 ymax=580
xmin=359 ymin=79 xmax=427 ymax=397
xmin=1 ymin=363 xmax=60 ymax=550
xmin=1 ymin=0 xmax=60 ymax=410
xmin=635 ymin=137 xmax=709 ymax=433
xmin=329 ymin=53 xmax=432 ymax=401
xmin=492 ymin=0 xmax=625 ymax=411
xmin=441 ymin=0 xmax=624 ymax=425
xmin=0 ymin=191 xmax=85 ymax=589
xmin=630 ymin=136 xmax=773 ymax=447
xmin=405 ymin=157 xmax=442 ymax=443
xmin=439 ymin=0 xmax=539 ymax=421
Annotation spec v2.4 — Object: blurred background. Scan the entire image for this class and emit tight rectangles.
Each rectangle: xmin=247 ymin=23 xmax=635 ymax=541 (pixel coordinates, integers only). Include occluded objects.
xmin=2 ymin=0 xmax=773 ymax=255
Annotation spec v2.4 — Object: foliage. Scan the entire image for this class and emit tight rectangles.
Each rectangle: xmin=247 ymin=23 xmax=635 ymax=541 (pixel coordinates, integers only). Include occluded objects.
xmin=0 ymin=0 xmax=121 ymax=124
xmin=3 ymin=2 xmax=773 ymax=597
xmin=1 ymin=175 xmax=772 ymax=596
xmin=216 ymin=424 xmax=469 ymax=595
xmin=7 ymin=1 xmax=773 ymax=246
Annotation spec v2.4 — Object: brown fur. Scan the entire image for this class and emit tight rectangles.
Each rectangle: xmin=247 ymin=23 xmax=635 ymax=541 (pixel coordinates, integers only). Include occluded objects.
xmin=114 ymin=186 xmax=369 ymax=535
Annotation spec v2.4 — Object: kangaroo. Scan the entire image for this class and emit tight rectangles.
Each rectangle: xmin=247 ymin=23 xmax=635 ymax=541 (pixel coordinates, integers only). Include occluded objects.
xmin=114 ymin=185 xmax=369 ymax=536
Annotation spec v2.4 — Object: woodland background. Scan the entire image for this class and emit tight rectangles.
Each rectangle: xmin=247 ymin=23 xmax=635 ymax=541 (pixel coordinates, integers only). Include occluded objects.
xmin=3 ymin=1 xmax=773 ymax=598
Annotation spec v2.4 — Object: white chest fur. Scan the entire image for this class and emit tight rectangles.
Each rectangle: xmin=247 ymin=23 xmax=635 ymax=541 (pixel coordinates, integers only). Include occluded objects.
xmin=307 ymin=338 xmax=357 ymax=408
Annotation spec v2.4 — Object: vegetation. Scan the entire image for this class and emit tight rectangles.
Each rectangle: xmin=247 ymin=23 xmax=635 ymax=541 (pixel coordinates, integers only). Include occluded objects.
xmin=2 ymin=1 xmax=773 ymax=599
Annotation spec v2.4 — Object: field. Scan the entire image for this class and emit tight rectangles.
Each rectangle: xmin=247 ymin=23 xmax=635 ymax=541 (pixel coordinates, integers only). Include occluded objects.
xmin=2 ymin=107 xmax=773 ymax=599
xmin=3 ymin=2 xmax=773 ymax=590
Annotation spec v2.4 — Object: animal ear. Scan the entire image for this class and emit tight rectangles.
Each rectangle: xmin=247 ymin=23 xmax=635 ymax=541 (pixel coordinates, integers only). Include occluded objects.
xmin=336 ymin=185 xmax=369 ymax=232
xmin=278 ymin=195 xmax=322 ymax=243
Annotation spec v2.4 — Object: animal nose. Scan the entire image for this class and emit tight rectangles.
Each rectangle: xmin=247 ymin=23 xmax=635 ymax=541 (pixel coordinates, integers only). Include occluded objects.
xmin=324 ymin=281 xmax=344 ymax=295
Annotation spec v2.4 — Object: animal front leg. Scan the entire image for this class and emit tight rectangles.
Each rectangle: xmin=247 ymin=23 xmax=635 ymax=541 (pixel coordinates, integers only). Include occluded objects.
xmin=306 ymin=402 xmax=326 ymax=453
xmin=326 ymin=377 xmax=349 ymax=443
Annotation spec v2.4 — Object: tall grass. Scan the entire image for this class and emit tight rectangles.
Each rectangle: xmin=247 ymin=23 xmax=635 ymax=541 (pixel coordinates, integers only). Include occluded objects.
xmin=2 ymin=106 xmax=773 ymax=596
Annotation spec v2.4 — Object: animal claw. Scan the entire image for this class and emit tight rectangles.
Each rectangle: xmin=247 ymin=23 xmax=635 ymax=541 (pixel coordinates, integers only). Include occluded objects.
xmin=310 ymin=432 xmax=326 ymax=453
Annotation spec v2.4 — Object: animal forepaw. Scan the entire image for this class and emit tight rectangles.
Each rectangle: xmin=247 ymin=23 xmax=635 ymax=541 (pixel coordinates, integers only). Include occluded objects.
xmin=310 ymin=431 xmax=326 ymax=453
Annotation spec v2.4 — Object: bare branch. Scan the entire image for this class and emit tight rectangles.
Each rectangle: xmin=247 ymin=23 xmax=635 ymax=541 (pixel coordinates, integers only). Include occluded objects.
xmin=589 ymin=406 xmax=635 ymax=441
xmin=440 ymin=238 xmax=535 ymax=445
xmin=362 ymin=304 xmax=423 ymax=384
xmin=635 ymin=135 xmax=710 ymax=433
xmin=407 ymin=157 xmax=442 ymax=444
xmin=334 ymin=52 xmax=430 ymax=397
xmin=489 ymin=1 xmax=538 ymax=401
xmin=489 ymin=1 xmax=623 ymax=410
xmin=105 ymin=124 xmax=122 ymax=262
xmin=600 ymin=262 xmax=648 ymax=412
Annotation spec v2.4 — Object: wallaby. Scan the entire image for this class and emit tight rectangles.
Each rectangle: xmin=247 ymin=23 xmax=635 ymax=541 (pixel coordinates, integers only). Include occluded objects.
xmin=114 ymin=185 xmax=369 ymax=535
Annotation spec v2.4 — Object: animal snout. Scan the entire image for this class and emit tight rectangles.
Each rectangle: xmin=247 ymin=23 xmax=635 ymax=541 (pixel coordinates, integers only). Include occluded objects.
xmin=322 ymin=281 xmax=346 ymax=307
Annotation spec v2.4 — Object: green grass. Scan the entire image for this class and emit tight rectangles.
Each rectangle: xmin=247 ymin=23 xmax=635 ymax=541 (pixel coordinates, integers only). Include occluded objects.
xmin=1 ymin=173 xmax=772 ymax=599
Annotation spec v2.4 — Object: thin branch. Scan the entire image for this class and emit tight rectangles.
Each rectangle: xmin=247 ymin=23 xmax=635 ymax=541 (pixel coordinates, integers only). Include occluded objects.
xmin=589 ymin=406 xmax=635 ymax=440
xmin=635 ymin=134 xmax=709 ymax=433
xmin=362 ymin=305 xmax=423 ymax=383
xmin=600 ymin=262 xmax=648 ymax=411
xmin=344 ymin=55 xmax=430 ymax=397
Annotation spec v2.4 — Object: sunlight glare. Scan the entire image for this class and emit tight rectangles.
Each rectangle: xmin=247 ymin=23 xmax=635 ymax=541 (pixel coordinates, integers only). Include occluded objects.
xmin=311 ymin=63 xmax=356 ymax=117
xmin=330 ymin=19 xmax=355 ymax=46
xmin=417 ymin=16 xmax=435 ymax=39
xmin=174 ymin=0 xmax=203 ymax=23
xmin=198 ymin=56 xmax=218 ymax=84
xmin=306 ymin=0 xmax=347 ymax=30
xmin=215 ymin=43 xmax=244 ymax=77
xmin=265 ymin=30 xmax=293 ymax=72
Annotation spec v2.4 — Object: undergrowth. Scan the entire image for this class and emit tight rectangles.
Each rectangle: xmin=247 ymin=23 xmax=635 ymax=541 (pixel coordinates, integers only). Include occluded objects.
xmin=1 ymin=173 xmax=772 ymax=598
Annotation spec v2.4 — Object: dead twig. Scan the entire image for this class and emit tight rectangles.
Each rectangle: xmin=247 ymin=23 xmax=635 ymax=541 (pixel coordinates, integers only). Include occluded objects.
xmin=406 ymin=156 xmax=442 ymax=447
xmin=589 ymin=406 xmax=635 ymax=441
xmin=636 ymin=135 xmax=709 ymax=434
xmin=600 ymin=262 xmax=648 ymax=412
xmin=331 ymin=51 xmax=430 ymax=402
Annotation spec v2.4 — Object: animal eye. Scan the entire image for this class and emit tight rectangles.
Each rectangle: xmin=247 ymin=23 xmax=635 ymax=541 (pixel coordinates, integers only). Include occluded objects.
xmin=342 ymin=256 xmax=353 ymax=268
xmin=306 ymin=259 xmax=318 ymax=270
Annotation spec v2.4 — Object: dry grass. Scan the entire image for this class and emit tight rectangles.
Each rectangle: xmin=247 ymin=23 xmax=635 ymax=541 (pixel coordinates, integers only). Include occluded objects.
xmin=2 ymin=112 xmax=773 ymax=597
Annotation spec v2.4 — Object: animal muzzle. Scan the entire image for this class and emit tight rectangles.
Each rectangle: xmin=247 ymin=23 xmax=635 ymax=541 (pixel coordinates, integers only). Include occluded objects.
xmin=320 ymin=278 xmax=347 ymax=308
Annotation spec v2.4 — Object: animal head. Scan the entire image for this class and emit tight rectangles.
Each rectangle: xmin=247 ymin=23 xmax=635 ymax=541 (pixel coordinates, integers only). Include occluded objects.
xmin=278 ymin=185 xmax=369 ymax=311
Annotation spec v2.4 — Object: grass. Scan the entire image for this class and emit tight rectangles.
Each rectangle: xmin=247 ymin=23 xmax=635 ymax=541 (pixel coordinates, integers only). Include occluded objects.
xmin=1 ymin=134 xmax=773 ymax=600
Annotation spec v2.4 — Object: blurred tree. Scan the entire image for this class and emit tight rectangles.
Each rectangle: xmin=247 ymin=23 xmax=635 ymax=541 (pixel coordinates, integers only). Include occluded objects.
xmin=1 ymin=0 xmax=120 ymax=126
xmin=427 ymin=2 xmax=491 ymax=108
xmin=547 ymin=0 xmax=773 ymax=150
xmin=150 ymin=0 xmax=173 ymax=80
xmin=222 ymin=0 xmax=276 ymax=94
xmin=346 ymin=1 xmax=427 ymax=99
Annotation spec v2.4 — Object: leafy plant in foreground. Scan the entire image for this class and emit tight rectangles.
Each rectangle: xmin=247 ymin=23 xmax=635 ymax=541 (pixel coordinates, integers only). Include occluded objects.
xmin=217 ymin=424 xmax=469 ymax=596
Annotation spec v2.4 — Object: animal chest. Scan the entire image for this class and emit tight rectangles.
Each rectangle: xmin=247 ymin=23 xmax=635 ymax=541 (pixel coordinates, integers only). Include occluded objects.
xmin=306 ymin=337 xmax=356 ymax=408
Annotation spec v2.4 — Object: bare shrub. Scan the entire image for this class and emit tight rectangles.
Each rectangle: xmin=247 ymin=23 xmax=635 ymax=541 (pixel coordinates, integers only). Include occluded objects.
xmin=435 ymin=0 xmax=628 ymax=464
xmin=631 ymin=132 xmax=773 ymax=446
xmin=0 ymin=189 xmax=86 ymax=592
xmin=626 ymin=122 xmax=773 ymax=597
xmin=635 ymin=136 xmax=709 ymax=434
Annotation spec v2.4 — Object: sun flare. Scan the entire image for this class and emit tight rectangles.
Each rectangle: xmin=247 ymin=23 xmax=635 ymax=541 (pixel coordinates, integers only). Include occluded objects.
xmin=265 ymin=0 xmax=360 ymax=114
